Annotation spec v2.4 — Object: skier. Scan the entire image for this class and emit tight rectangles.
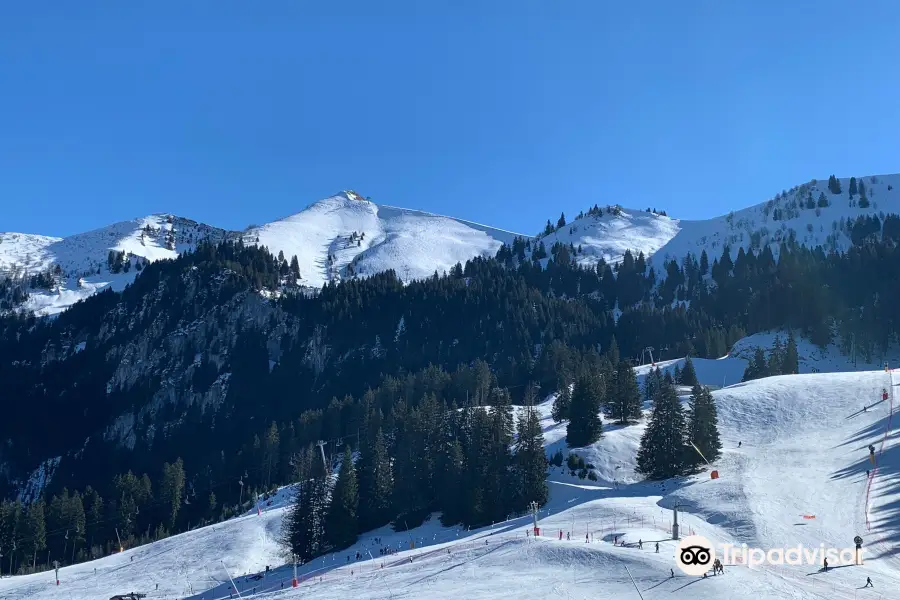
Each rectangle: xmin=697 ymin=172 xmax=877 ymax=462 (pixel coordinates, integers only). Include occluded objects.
xmin=586 ymin=533 xmax=589 ymax=543
xmin=614 ymin=535 xmax=618 ymax=545
xmin=655 ymin=542 xmax=659 ymax=553
xmin=738 ymin=441 xmax=742 ymax=448
xmin=638 ymin=539 xmax=643 ymax=549
xmin=865 ymin=576 xmax=873 ymax=587
xmin=559 ymin=530 xmax=563 ymax=540
xmin=867 ymin=470 xmax=870 ymax=477
xmin=823 ymin=557 xmax=828 ymax=571
xmin=670 ymin=568 xmax=675 ymax=578
xmin=863 ymin=405 xmax=868 ymax=412
xmin=566 ymin=532 xmax=570 ymax=541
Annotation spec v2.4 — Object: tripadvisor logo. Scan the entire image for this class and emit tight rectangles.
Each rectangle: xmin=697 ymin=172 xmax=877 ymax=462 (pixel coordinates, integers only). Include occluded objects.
xmin=675 ymin=534 xmax=865 ymax=574
xmin=675 ymin=535 xmax=715 ymax=576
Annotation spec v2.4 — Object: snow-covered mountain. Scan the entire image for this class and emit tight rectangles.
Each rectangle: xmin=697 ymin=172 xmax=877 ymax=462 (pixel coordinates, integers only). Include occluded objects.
xmin=0 ymin=215 xmax=234 ymax=315
xmin=0 ymin=191 xmax=523 ymax=315
xmin=3 ymin=175 xmax=899 ymax=315
xmin=649 ymin=173 xmax=900 ymax=272
xmin=241 ymin=190 xmax=522 ymax=289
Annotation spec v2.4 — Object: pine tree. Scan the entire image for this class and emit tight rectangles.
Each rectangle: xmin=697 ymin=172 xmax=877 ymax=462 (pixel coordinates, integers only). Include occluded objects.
xmin=281 ymin=446 xmax=328 ymax=562
xmin=672 ymin=364 xmax=682 ymax=384
xmin=769 ymin=336 xmax=784 ymax=375
xmin=21 ymin=499 xmax=46 ymax=570
xmin=326 ymin=447 xmax=358 ymax=551
xmin=686 ymin=384 xmax=722 ymax=467
xmin=680 ymin=356 xmax=699 ymax=387
xmin=742 ymin=347 xmax=769 ymax=381
xmin=263 ymin=422 xmax=280 ymax=487
xmin=636 ymin=381 xmax=689 ymax=480
xmin=515 ymin=404 xmax=549 ymax=508
xmin=849 ymin=177 xmax=858 ymax=198
xmin=642 ymin=366 xmax=660 ymax=402
xmin=557 ymin=212 xmax=566 ymax=228
xmin=817 ymin=192 xmax=829 ymax=208
xmin=699 ymin=249 xmax=709 ymax=276
xmin=609 ymin=361 xmax=641 ymax=424
xmin=160 ymin=458 xmax=185 ymax=530
xmin=566 ymin=375 xmax=603 ymax=447
xmin=783 ymin=331 xmax=799 ymax=374
xmin=437 ymin=436 xmax=465 ymax=526
xmin=357 ymin=428 xmax=392 ymax=532
xmin=607 ymin=335 xmax=620 ymax=365
xmin=551 ymin=383 xmax=571 ymax=423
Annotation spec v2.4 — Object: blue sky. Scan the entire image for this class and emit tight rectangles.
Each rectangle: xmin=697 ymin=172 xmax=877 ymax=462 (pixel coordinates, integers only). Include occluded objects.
xmin=2 ymin=1 xmax=899 ymax=237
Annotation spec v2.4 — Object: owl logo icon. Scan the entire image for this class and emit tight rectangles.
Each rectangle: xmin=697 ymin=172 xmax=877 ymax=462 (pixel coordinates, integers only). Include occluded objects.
xmin=675 ymin=535 xmax=715 ymax=576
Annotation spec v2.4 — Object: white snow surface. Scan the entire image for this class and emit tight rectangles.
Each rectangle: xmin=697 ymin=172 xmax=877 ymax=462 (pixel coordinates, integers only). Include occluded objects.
xmin=244 ymin=191 xmax=522 ymax=288
xmin=5 ymin=353 xmax=900 ymax=599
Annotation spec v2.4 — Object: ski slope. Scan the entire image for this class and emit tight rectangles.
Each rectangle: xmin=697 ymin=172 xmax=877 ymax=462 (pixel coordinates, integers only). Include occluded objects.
xmin=4 ymin=355 xmax=900 ymax=599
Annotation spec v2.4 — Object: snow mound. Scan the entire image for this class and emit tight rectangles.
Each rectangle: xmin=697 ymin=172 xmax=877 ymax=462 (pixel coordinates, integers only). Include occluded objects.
xmin=536 ymin=207 xmax=681 ymax=267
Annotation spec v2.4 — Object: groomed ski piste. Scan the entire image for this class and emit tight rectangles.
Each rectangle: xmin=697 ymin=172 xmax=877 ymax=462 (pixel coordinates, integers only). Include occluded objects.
xmin=3 ymin=340 xmax=900 ymax=599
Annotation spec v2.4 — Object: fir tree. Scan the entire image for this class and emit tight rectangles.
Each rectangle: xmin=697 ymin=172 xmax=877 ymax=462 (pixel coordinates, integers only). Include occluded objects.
xmin=557 ymin=212 xmax=566 ymax=228
xmin=566 ymin=375 xmax=603 ymax=447
xmin=610 ymin=360 xmax=642 ymax=424
xmin=326 ymin=447 xmax=359 ymax=551
xmin=742 ymin=347 xmax=769 ymax=381
xmin=636 ymin=381 xmax=689 ymax=480
xmin=680 ymin=356 xmax=699 ymax=387
xmin=783 ymin=331 xmax=799 ymax=374
xmin=21 ymin=499 xmax=47 ymax=570
xmin=357 ymin=428 xmax=392 ymax=532
xmin=515 ymin=404 xmax=549 ymax=507
xmin=849 ymin=176 xmax=858 ymax=198
xmin=769 ymin=335 xmax=784 ymax=375
xmin=607 ymin=335 xmax=620 ymax=365
xmin=686 ymin=384 xmax=722 ymax=467
xmin=551 ymin=382 xmax=571 ymax=423
xmin=817 ymin=192 xmax=829 ymax=208
xmin=160 ymin=458 xmax=185 ymax=530
xmin=281 ymin=447 xmax=328 ymax=562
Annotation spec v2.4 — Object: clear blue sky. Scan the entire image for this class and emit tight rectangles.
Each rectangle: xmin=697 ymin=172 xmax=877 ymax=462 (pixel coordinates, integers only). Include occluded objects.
xmin=2 ymin=1 xmax=899 ymax=237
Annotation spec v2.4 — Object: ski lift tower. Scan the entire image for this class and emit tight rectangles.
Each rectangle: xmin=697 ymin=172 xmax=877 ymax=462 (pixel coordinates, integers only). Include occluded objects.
xmin=316 ymin=440 xmax=329 ymax=474
xmin=530 ymin=501 xmax=541 ymax=536
xmin=641 ymin=346 xmax=655 ymax=366
xmin=672 ymin=504 xmax=684 ymax=540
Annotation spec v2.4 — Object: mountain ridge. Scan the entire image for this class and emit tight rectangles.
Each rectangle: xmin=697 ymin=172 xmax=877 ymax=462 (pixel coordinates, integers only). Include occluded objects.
xmin=2 ymin=173 xmax=898 ymax=314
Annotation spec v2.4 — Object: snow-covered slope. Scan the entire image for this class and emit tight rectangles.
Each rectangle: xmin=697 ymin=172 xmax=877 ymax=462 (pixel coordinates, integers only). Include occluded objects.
xmin=243 ymin=191 xmax=522 ymax=288
xmin=0 ymin=191 xmax=524 ymax=314
xmin=650 ymin=173 xmax=900 ymax=272
xmin=6 ymin=356 xmax=900 ymax=600
xmin=0 ymin=215 xmax=233 ymax=316
xmin=534 ymin=206 xmax=681 ymax=268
